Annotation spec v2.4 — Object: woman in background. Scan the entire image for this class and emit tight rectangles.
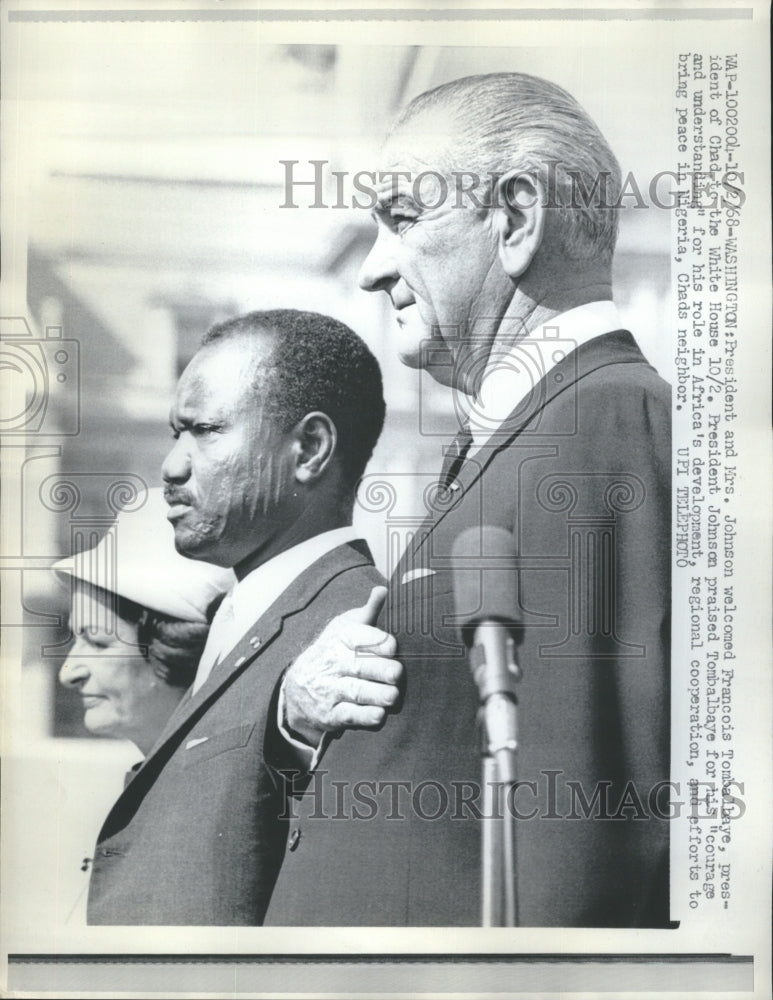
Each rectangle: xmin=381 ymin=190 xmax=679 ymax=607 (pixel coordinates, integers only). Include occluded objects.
xmin=55 ymin=488 xmax=234 ymax=755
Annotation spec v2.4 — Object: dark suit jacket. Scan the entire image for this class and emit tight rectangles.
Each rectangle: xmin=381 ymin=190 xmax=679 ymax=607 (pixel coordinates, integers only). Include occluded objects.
xmin=87 ymin=540 xmax=383 ymax=925
xmin=265 ymin=331 xmax=671 ymax=927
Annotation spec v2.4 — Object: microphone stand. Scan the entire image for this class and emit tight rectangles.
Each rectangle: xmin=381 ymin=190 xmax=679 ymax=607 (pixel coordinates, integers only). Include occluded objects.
xmin=473 ymin=627 xmax=520 ymax=927
xmin=480 ymin=730 xmax=518 ymax=926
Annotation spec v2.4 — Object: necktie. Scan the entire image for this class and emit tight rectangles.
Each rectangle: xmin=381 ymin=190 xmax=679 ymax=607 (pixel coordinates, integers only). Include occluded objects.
xmin=438 ymin=423 xmax=474 ymax=489
xmin=192 ymin=592 xmax=235 ymax=693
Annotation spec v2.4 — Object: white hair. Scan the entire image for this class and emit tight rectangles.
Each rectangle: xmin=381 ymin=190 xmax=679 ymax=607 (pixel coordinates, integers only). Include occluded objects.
xmin=393 ymin=72 xmax=622 ymax=264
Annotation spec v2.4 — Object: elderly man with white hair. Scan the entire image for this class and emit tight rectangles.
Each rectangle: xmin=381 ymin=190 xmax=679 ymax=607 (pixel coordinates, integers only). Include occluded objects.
xmin=269 ymin=73 xmax=671 ymax=928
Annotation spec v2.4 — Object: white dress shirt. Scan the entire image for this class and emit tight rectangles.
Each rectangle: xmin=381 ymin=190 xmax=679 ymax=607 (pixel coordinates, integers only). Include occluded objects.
xmin=466 ymin=300 xmax=622 ymax=455
xmin=192 ymin=526 xmax=359 ymax=694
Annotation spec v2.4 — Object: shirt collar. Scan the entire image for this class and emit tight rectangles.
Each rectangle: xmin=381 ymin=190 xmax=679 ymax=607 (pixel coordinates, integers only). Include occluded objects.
xmin=468 ymin=301 xmax=622 ymax=452
xmin=229 ymin=526 xmax=359 ymax=636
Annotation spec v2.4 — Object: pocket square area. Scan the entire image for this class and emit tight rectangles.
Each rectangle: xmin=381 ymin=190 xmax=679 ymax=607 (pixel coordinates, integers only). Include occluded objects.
xmin=181 ymin=723 xmax=255 ymax=768
xmin=185 ymin=737 xmax=210 ymax=750
xmin=401 ymin=568 xmax=437 ymax=585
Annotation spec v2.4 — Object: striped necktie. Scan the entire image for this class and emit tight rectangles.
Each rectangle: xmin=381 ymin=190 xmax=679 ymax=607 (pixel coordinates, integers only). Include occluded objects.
xmin=439 ymin=423 xmax=474 ymax=490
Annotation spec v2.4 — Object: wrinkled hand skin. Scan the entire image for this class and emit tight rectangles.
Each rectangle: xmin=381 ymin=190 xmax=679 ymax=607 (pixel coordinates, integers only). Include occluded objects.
xmin=283 ymin=586 xmax=402 ymax=746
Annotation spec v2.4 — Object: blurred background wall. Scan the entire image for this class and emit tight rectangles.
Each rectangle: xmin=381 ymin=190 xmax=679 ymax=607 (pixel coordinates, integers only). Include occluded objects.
xmin=3 ymin=26 xmax=671 ymax=929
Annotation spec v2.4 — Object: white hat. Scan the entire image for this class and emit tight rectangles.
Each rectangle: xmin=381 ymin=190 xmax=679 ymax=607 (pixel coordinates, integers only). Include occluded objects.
xmin=53 ymin=487 xmax=234 ymax=623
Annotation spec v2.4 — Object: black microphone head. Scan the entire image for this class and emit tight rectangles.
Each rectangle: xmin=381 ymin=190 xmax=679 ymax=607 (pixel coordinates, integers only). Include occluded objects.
xmin=451 ymin=526 xmax=520 ymax=645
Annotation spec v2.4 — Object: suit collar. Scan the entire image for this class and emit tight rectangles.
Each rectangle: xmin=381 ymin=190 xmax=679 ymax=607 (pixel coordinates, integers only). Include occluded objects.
xmin=417 ymin=330 xmax=647 ymax=549
xmin=229 ymin=526 xmax=359 ymax=638
xmin=469 ymin=301 xmax=623 ymax=452
xmin=476 ymin=328 xmax=646 ymax=446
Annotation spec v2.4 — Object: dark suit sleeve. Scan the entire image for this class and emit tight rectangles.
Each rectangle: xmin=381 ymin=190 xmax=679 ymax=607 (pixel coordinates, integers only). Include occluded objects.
xmin=262 ymin=671 xmax=310 ymax=790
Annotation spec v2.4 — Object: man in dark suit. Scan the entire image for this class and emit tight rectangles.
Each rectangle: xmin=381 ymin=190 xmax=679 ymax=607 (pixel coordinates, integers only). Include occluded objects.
xmin=86 ymin=309 xmax=394 ymax=925
xmin=267 ymin=73 xmax=671 ymax=927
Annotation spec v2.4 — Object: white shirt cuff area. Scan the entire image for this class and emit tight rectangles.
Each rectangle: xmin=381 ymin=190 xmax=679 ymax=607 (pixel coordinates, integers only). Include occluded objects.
xmin=277 ymin=680 xmax=328 ymax=771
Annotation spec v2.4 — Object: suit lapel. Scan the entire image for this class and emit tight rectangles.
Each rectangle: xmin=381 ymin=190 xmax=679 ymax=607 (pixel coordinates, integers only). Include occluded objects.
xmin=131 ymin=540 xmax=374 ymax=774
xmin=405 ymin=330 xmax=649 ymax=564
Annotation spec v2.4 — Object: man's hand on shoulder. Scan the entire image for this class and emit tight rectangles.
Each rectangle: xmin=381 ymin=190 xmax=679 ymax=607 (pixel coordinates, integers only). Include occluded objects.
xmin=282 ymin=586 xmax=402 ymax=747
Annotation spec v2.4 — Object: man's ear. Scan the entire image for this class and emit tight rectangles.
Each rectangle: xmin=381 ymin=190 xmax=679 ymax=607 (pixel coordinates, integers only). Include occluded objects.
xmin=492 ymin=169 xmax=546 ymax=278
xmin=291 ymin=411 xmax=337 ymax=484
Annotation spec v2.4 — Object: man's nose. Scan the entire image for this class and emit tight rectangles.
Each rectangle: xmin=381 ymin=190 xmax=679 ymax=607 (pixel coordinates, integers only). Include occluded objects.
xmin=358 ymin=229 xmax=399 ymax=293
xmin=162 ymin=436 xmax=192 ymax=483
xmin=59 ymin=643 xmax=90 ymax=688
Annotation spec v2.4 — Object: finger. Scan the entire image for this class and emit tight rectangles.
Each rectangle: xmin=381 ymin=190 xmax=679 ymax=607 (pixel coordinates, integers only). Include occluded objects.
xmin=348 ymin=655 xmax=403 ymax=686
xmin=348 ymin=627 xmax=397 ymax=658
xmin=343 ymin=677 xmax=400 ymax=709
xmin=332 ymin=621 xmax=393 ymax=653
xmin=330 ymin=703 xmax=387 ymax=729
xmin=340 ymin=585 xmax=388 ymax=627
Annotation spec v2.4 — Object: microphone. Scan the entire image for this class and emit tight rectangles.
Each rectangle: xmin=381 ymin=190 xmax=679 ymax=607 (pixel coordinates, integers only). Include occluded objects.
xmin=452 ymin=526 xmax=521 ymax=784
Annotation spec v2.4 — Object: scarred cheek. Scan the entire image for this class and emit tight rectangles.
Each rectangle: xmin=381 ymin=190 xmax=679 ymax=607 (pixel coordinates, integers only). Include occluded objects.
xmin=194 ymin=461 xmax=240 ymax=535
xmin=246 ymin=452 xmax=291 ymax=518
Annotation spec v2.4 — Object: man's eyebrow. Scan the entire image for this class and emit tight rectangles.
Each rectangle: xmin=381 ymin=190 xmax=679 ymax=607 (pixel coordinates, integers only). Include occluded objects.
xmin=374 ymin=193 xmax=393 ymax=212
xmin=169 ymin=412 xmax=192 ymax=430
xmin=373 ymin=187 xmax=398 ymax=211
xmin=374 ymin=190 xmax=419 ymax=213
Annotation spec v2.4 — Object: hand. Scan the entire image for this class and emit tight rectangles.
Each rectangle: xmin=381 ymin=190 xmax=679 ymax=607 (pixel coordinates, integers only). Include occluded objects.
xmin=282 ymin=586 xmax=401 ymax=746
